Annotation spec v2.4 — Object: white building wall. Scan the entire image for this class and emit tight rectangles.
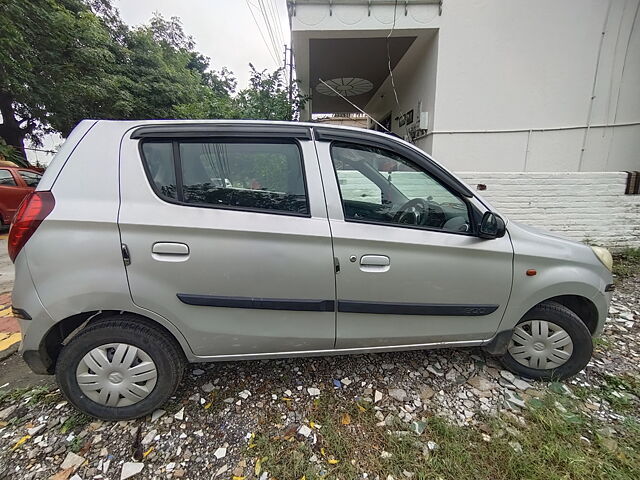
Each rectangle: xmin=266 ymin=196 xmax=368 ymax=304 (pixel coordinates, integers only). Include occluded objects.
xmin=359 ymin=0 xmax=640 ymax=172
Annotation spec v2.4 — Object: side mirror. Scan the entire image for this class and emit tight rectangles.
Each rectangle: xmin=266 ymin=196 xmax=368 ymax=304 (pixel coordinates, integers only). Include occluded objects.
xmin=479 ymin=212 xmax=506 ymax=239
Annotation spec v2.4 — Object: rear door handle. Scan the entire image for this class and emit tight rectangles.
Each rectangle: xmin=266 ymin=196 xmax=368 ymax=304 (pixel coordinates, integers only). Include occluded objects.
xmin=152 ymin=242 xmax=189 ymax=259
xmin=359 ymin=254 xmax=390 ymax=272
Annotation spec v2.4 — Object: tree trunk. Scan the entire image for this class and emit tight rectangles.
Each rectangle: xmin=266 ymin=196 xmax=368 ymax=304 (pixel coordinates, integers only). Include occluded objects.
xmin=0 ymin=92 xmax=28 ymax=162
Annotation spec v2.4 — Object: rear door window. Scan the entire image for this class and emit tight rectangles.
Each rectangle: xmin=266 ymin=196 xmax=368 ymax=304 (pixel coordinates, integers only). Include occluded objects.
xmin=141 ymin=140 xmax=309 ymax=216
xmin=0 ymin=170 xmax=16 ymax=186
xmin=18 ymin=170 xmax=42 ymax=187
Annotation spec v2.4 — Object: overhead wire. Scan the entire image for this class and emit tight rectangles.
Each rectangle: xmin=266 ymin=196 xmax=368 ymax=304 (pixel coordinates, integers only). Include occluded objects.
xmin=267 ymin=0 xmax=285 ymax=49
xmin=318 ymin=78 xmax=391 ymax=132
xmin=257 ymin=0 xmax=282 ymax=64
xmin=245 ymin=0 xmax=279 ymax=65
xmin=386 ymin=0 xmax=401 ymax=109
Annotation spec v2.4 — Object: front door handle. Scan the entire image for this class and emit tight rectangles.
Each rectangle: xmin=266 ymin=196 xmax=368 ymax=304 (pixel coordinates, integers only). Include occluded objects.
xmin=359 ymin=254 xmax=390 ymax=272
xmin=152 ymin=242 xmax=190 ymax=261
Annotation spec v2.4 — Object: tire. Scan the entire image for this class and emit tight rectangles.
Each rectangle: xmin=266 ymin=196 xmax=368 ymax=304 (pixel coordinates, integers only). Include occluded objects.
xmin=56 ymin=316 xmax=185 ymax=420
xmin=501 ymin=301 xmax=593 ymax=380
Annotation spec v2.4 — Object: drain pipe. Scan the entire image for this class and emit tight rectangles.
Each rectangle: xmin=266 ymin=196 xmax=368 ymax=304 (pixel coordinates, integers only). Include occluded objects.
xmin=578 ymin=0 xmax=612 ymax=172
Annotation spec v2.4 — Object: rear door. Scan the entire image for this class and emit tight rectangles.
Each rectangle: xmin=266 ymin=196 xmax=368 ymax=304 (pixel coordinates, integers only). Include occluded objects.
xmin=314 ymin=132 xmax=513 ymax=349
xmin=118 ymin=125 xmax=336 ymax=357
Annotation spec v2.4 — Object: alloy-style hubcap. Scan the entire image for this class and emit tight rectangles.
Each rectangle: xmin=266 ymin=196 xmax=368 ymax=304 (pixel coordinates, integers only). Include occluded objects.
xmin=76 ymin=343 xmax=158 ymax=407
xmin=508 ymin=320 xmax=574 ymax=370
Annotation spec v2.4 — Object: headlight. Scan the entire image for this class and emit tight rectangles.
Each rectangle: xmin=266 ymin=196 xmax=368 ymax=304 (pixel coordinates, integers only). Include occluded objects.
xmin=591 ymin=246 xmax=613 ymax=272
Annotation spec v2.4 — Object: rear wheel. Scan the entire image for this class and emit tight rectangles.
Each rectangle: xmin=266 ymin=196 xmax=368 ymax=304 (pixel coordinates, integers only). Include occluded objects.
xmin=501 ymin=301 xmax=593 ymax=380
xmin=56 ymin=316 xmax=185 ymax=420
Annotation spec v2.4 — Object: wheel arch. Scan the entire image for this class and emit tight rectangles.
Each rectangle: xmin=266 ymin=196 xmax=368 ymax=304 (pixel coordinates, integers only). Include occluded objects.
xmin=540 ymin=295 xmax=599 ymax=334
xmin=36 ymin=310 xmax=189 ymax=374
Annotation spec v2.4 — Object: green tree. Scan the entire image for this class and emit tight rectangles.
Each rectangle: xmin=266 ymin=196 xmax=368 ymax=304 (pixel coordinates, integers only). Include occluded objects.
xmin=0 ymin=0 xmax=306 ymax=162
xmin=234 ymin=64 xmax=307 ymax=121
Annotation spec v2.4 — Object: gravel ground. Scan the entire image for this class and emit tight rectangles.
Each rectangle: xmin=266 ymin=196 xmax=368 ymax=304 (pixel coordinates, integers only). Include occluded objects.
xmin=0 ymin=274 xmax=637 ymax=480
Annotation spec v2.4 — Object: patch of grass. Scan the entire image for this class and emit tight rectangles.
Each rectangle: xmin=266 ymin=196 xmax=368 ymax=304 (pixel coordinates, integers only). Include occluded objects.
xmin=598 ymin=374 xmax=640 ymax=413
xmin=60 ymin=413 xmax=91 ymax=434
xmin=593 ymin=336 xmax=613 ymax=351
xmin=68 ymin=435 xmax=84 ymax=453
xmin=0 ymin=386 xmax=53 ymax=406
xmin=612 ymin=248 xmax=640 ymax=279
xmin=251 ymin=390 xmax=640 ymax=480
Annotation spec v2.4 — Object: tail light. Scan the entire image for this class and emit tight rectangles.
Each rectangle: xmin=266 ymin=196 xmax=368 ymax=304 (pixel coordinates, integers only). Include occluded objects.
xmin=8 ymin=191 xmax=55 ymax=263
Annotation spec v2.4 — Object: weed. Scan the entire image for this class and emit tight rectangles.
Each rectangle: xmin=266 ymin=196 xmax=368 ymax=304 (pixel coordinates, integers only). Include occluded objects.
xmin=612 ymin=248 xmax=640 ymax=279
xmin=251 ymin=389 xmax=640 ymax=480
xmin=60 ymin=413 xmax=91 ymax=434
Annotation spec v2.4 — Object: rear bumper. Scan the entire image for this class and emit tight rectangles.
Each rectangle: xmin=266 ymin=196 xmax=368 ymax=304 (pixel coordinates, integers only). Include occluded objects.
xmin=13 ymin=251 xmax=56 ymax=371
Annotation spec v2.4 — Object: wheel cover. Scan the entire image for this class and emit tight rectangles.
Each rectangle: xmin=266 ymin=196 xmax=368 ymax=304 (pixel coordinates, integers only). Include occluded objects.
xmin=508 ymin=320 xmax=574 ymax=370
xmin=76 ymin=343 xmax=158 ymax=407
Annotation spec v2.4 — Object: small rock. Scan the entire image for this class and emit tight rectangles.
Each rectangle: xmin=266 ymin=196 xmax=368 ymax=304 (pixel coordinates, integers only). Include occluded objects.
xmin=61 ymin=452 xmax=85 ymax=470
xmin=467 ymin=375 xmax=495 ymax=392
xmin=419 ymin=386 xmax=435 ymax=401
xmin=500 ymin=370 xmax=516 ymax=383
xmin=27 ymin=424 xmax=46 ymax=436
xmin=504 ymin=390 xmax=526 ymax=409
xmin=307 ymin=387 xmax=320 ymax=396
xmin=215 ymin=465 xmax=228 ymax=477
xmin=120 ymin=462 xmax=144 ymax=480
xmin=141 ymin=429 xmax=157 ymax=446
xmin=174 ymin=408 xmax=185 ymax=421
xmin=388 ymin=388 xmax=407 ymax=402
xmin=214 ymin=447 xmax=227 ymax=459
xmin=0 ymin=405 xmax=17 ymax=420
xmin=298 ymin=425 xmax=312 ymax=437
xmin=374 ymin=390 xmax=383 ymax=403
xmin=192 ymin=369 xmax=205 ymax=376
xmin=151 ymin=409 xmax=166 ymax=422
xmin=410 ymin=421 xmax=427 ymax=435
xmin=511 ymin=378 xmax=533 ymax=391
xmin=202 ymin=382 xmax=215 ymax=393
xmin=380 ymin=451 xmax=393 ymax=458
xmin=509 ymin=441 xmax=523 ymax=454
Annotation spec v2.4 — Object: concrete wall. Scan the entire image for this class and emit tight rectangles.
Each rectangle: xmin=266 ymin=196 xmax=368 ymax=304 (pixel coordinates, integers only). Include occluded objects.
xmin=429 ymin=0 xmax=640 ymax=172
xmin=339 ymin=170 xmax=640 ymax=248
xmin=458 ymin=172 xmax=640 ymax=249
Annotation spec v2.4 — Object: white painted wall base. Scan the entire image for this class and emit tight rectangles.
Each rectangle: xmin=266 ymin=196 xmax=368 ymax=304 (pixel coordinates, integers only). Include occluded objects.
xmin=458 ymin=172 xmax=640 ymax=249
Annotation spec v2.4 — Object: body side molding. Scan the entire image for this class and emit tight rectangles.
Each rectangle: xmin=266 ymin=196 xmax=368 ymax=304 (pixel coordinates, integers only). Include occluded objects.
xmin=177 ymin=294 xmax=498 ymax=316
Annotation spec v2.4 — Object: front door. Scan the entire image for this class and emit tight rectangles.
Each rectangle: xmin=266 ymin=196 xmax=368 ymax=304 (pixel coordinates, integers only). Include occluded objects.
xmin=315 ymin=138 xmax=513 ymax=349
xmin=118 ymin=128 xmax=336 ymax=357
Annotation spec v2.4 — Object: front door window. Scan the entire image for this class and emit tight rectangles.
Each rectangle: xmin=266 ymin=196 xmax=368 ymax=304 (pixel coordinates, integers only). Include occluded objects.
xmin=331 ymin=142 xmax=471 ymax=233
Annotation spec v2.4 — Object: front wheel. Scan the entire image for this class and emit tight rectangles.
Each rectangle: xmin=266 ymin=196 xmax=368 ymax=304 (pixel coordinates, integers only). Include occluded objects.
xmin=56 ymin=316 xmax=185 ymax=420
xmin=501 ymin=301 xmax=593 ymax=380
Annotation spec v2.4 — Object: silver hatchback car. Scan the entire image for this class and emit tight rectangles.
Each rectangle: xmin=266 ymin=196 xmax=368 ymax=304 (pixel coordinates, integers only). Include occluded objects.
xmin=11 ymin=120 xmax=613 ymax=420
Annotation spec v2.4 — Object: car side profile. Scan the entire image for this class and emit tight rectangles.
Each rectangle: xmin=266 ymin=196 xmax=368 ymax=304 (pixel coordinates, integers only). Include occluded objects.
xmin=11 ymin=120 xmax=613 ymax=420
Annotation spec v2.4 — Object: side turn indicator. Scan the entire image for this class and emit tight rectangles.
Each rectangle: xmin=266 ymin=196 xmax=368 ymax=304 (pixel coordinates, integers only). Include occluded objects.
xmin=526 ymin=269 xmax=537 ymax=276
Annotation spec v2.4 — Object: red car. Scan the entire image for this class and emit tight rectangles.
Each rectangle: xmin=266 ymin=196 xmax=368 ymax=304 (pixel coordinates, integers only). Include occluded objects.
xmin=0 ymin=165 xmax=43 ymax=226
